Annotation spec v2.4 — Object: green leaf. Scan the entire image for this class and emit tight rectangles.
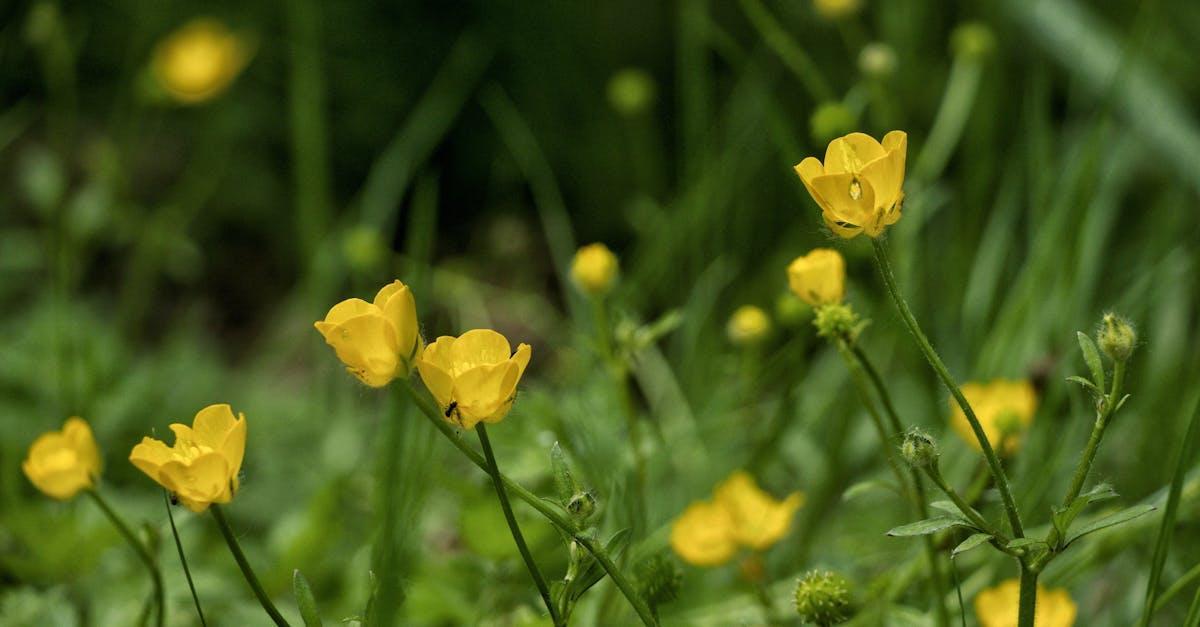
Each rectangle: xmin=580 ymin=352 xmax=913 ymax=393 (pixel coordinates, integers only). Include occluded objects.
xmin=1066 ymin=504 xmax=1158 ymax=546
xmin=293 ymin=570 xmax=323 ymax=627
xmin=929 ymin=499 xmax=987 ymax=523
xmin=841 ymin=480 xmax=897 ymax=501
xmin=951 ymin=533 xmax=993 ymax=557
xmin=886 ymin=517 xmax=968 ymax=537
xmin=1006 ymin=538 xmax=1047 ymax=551
xmin=1053 ymin=483 xmax=1121 ymax=539
xmin=1077 ymin=332 xmax=1105 ymax=391
xmin=1065 ymin=375 xmax=1098 ymax=392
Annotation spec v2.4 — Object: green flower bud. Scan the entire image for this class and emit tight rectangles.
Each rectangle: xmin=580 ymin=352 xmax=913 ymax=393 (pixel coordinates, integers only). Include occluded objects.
xmin=636 ymin=554 xmax=682 ymax=612
xmin=341 ymin=226 xmax=388 ymax=272
xmin=858 ymin=42 xmax=897 ymax=79
xmin=813 ymin=303 xmax=863 ymax=342
xmin=794 ymin=570 xmax=853 ymax=625
xmin=810 ymin=102 xmax=858 ymax=144
xmin=607 ymin=68 xmax=656 ymax=116
xmin=951 ymin=22 xmax=995 ymax=61
xmin=566 ymin=491 xmax=597 ymax=522
xmin=900 ymin=429 xmax=939 ymax=469
xmin=1097 ymin=313 xmax=1136 ymax=363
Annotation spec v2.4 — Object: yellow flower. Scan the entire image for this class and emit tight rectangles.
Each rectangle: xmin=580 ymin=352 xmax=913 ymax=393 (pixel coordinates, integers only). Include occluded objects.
xmin=315 ymin=280 xmax=422 ymax=388
xmin=975 ymin=579 xmax=1077 ymax=627
xmin=813 ymin=0 xmax=861 ymax=21
xmin=727 ymin=305 xmax=772 ymax=346
xmin=129 ymin=404 xmax=247 ymax=513
xmin=152 ymin=18 xmax=249 ymax=104
xmin=787 ymin=248 xmax=846 ymax=307
xmin=571 ymin=243 xmax=619 ymax=296
xmin=669 ymin=471 xmax=804 ymax=566
xmin=950 ymin=379 xmax=1038 ymax=455
xmin=794 ymin=131 xmax=908 ymax=238
xmin=416 ymin=329 xmax=532 ymax=429
xmin=22 ymin=417 xmax=101 ymax=500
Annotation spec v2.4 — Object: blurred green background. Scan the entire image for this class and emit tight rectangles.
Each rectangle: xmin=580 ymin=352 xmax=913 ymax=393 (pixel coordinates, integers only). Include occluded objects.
xmin=3 ymin=0 xmax=1200 ymax=624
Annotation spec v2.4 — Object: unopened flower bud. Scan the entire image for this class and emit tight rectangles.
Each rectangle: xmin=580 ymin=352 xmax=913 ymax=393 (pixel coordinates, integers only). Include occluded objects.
xmin=566 ymin=491 xmax=597 ymax=522
xmin=858 ymin=42 xmax=897 ymax=78
xmin=571 ymin=243 xmax=619 ymax=297
xmin=900 ymin=429 xmax=939 ymax=469
xmin=951 ymin=22 xmax=995 ymax=61
xmin=607 ymin=68 xmax=656 ymax=116
xmin=813 ymin=303 xmax=862 ymax=342
xmin=727 ymin=305 xmax=772 ymax=346
xmin=636 ymin=553 xmax=682 ymax=611
xmin=1097 ymin=313 xmax=1136 ymax=363
xmin=810 ymin=102 xmax=857 ymax=144
xmin=795 ymin=570 xmax=853 ymax=625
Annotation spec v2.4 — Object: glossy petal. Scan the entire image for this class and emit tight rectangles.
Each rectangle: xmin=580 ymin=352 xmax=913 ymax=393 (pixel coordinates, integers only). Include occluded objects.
xmin=315 ymin=298 xmax=377 ymax=333
xmin=192 ymin=404 xmax=237 ymax=448
xmin=787 ymin=248 xmax=846 ymax=306
xmin=159 ymin=453 xmax=231 ymax=513
xmin=512 ymin=343 xmax=532 ymax=377
xmin=822 ymin=213 xmax=864 ymax=239
xmin=809 ymin=172 xmax=877 ymax=227
xmin=62 ymin=417 xmax=101 ymax=479
xmin=416 ymin=359 xmax=456 ymax=415
xmin=449 ymin=329 xmax=512 ymax=374
xmin=454 ymin=361 xmax=519 ymax=428
xmin=322 ymin=314 xmax=401 ymax=387
xmin=823 ymin=132 xmax=886 ymax=175
xmin=670 ymin=501 xmax=738 ymax=566
xmin=129 ymin=437 xmax=174 ymax=478
xmin=375 ymin=281 xmax=420 ymax=360
xmin=220 ymin=413 xmax=247 ymax=486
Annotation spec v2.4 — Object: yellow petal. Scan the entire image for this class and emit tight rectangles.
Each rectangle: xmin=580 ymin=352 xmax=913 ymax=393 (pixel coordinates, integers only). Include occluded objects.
xmin=24 ymin=463 xmax=91 ymax=500
xmin=416 ymin=359 xmax=456 ymax=418
xmin=315 ymin=298 xmax=377 ymax=331
xmin=787 ymin=248 xmax=846 ymax=306
xmin=449 ymin=329 xmax=513 ymax=372
xmin=669 ymin=500 xmax=738 ymax=566
xmin=420 ymin=336 xmax=458 ymax=372
xmin=512 ymin=343 xmax=532 ymax=377
xmin=192 ymin=404 xmax=237 ymax=448
xmin=129 ymin=437 xmax=175 ymax=481
xmin=794 ymin=157 xmax=833 ymax=214
xmin=861 ymin=146 xmax=904 ymax=215
xmin=823 ymin=132 xmax=886 ymax=175
xmin=808 ymin=172 xmax=877 ymax=228
xmin=321 ymin=314 xmax=401 ymax=387
xmin=220 ymin=413 xmax=247 ymax=486
xmin=822 ymin=213 xmax=864 ymax=239
xmin=159 ymin=453 xmax=232 ymax=513
xmin=169 ymin=423 xmax=197 ymax=447
xmin=454 ymin=361 xmax=520 ymax=428
xmin=62 ymin=417 xmax=102 ymax=480
xmin=376 ymin=281 xmax=421 ymax=362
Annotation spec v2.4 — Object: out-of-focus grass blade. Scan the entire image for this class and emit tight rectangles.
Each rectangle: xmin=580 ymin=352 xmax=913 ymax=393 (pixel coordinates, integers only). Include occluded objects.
xmin=1139 ymin=394 xmax=1200 ymax=625
xmin=357 ymin=33 xmax=491 ymax=233
xmin=293 ymin=569 xmax=322 ymax=627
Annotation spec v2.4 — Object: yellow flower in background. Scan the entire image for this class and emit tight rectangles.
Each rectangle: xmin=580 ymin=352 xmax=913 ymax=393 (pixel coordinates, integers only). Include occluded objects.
xmin=794 ymin=131 xmax=907 ymax=238
xmin=714 ymin=471 xmax=805 ymax=550
xmin=950 ymin=379 xmax=1038 ymax=455
xmin=152 ymin=18 xmax=249 ymax=104
xmin=813 ymin=0 xmax=861 ymax=21
xmin=129 ymin=404 xmax=247 ymax=512
xmin=670 ymin=471 xmax=804 ymax=566
xmin=787 ymin=248 xmax=846 ymax=307
xmin=315 ymin=280 xmax=422 ymax=388
xmin=727 ymin=305 xmax=772 ymax=346
xmin=416 ymin=329 xmax=532 ymax=429
xmin=23 ymin=417 xmax=101 ymax=500
xmin=975 ymin=579 xmax=1077 ymax=627
xmin=669 ymin=500 xmax=738 ymax=566
xmin=571 ymin=243 xmax=619 ymax=296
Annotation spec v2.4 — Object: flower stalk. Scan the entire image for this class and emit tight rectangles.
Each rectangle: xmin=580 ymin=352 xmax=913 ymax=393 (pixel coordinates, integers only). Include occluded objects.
xmin=211 ymin=504 xmax=291 ymax=627
xmin=164 ymin=490 xmax=207 ymax=626
xmin=85 ymin=489 xmax=165 ymax=627
xmin=476 ymin=423 xmax=563 ymax=626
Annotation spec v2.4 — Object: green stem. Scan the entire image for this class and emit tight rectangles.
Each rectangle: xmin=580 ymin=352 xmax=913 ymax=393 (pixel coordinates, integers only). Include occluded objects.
xmin=594 ymin=296 xmax=646 ymax=529
xmin=476 ymin=424 xmax=563 ymax=626
xmin=872 ymin=238 xmax=1024 ymax=538
xmin=86 ymin=490 xmax=164 ymax=627
xmin=211 ymin=505 xmax=291 ymax=627
xmin=1061 ymin=361 xmax=1125 ymax=509
xmin=925 ymin=465 xmax=1008 ymax=545
xmin=846 ymin=343 xmax=950 ymax=627
xmin=1018 ymin=565 xmax=1038 ymax=627
xmin=164 ymin=491 xmax=207 ymax=627
xmin=399 ymin=380 xmax=659 ymax=626
xmin=1156 ymin=562 xmax=1200 ymax=613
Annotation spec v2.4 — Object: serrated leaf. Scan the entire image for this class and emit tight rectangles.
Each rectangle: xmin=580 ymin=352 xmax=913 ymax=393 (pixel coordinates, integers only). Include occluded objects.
xmin=886 ymin=517 xmax=968 ymax=537
xmin=294 ymin=569 xmax=323 ymax=627
xmin=1065 ymin=504 xmax=1157 ymax=546
xmin=1077 ymin=332 xmax=1105 ymax=391
xmin=951 ymin=533 xmax=993 ymax=557
xmin=842 ymin=480 xmax=897 ymax=501
xmin=1065 ymin=375 xmax=1098 ymax=392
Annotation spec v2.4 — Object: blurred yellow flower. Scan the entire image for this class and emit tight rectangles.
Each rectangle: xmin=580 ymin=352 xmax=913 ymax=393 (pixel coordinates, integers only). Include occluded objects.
xmin=814 ymin=0 xmax=861 ymax=20
xmin=975 ymin=579 xmax=1077 ymax=627
xmin=950 ymin=379 xmax=1038 ymax=455
xmin=23 ymin=417 xmax=101 ymax=500
xmin=129 ymin=404 xmax=246 ymax=513
xmin=416 ymin=329 xmax=532 ymax=429
xmin=727 ymin=305 xmax=772 ymax=346
xmin=794 ymin=131 xmax=907 ymax=238
xmin=571 ymin=243 xmax=619 ymax=296
xmin=787 ymin=248 xmax=846 ymax=307
xmin=315 ymin=280 xmax=422 ymax=388
xmin=670 ymin=471 xmax=803 ymax=566
xmin=152 ymin=18 xmax=249 ymax=104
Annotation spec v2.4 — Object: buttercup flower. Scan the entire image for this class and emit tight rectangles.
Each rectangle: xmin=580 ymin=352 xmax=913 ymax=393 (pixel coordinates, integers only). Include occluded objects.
xmin=416 ymin=329 xmax=532 ymax=429
xmin=23 ymin=417 xmax=101 ymax=500
xmin=129 ymin=404 xmax=246 ymax=512
xmin=788 ymin=248 xmax=846 ymax=307
xmin=315 ymin=280 xmax=422 ymax=388
xmin=813 ymin=0 xmax=861 ymax=21
xmin=794 ymin=131 xmax=908 ymax=238
xmin=152 ymin=18 xmax=249 ymax=104
xmin=571 ymin=243 xmax=619 ymax=296
xmin=727 ymin=305 xmax=772 ymax=346
xmin=670 ymin=471 xmax=804 ymax=566
xmin=950 ymin=379 xmax=1038 ymax=455
xmin=975 ymin=579 xmax=1077 ymax=627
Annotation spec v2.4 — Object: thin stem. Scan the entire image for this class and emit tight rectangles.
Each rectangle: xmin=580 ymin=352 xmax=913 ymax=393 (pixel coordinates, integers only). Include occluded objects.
xmin=844 ymin=343 xmax=950 ymax=627
xmin=399 ymin=380 xmax=659 ymax=626
xmin=211 ymin=505 xmax=291 ymax=627
xmin=86 ymin=489 xmax=164 ymax=627
xmin=872 ymin=238 xmax=1024 ymax=538
xmin=924 ymin=465 xmax=1008 ymax=544
xmin=594 ymin=296 xmax=646 ymax=529
xmin=1061 ymin=361 xmax=1125 ymax=509
xmin=1156 ymin=562 xmax=1200 ymax=612
xmin=164 ymin=491 xmax=207 ymax=627
xmin=1018 ymin=566 xmax=1038 ymax=627
xmin=476 ymin=424 xmax=563 ymax=626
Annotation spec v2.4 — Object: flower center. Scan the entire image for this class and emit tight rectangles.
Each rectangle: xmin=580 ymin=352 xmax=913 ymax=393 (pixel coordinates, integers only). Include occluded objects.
xmin=849 ymin=178 xmax=862 ymax=200
xmin=177 ymin=441 xmax=216 ymax=462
